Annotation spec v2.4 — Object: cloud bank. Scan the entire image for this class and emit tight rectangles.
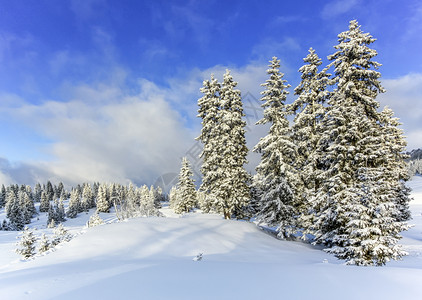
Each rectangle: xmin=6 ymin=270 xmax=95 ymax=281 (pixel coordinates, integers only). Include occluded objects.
xmin=1 ymin=62 xmax=420 ymax=188
xmin=378 ymin=73 xmax=422 ymax=151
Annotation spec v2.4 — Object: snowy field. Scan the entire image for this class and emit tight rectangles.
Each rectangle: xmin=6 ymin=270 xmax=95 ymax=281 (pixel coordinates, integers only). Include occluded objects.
xmin=1 ymin=177 xmax=422 ymax=300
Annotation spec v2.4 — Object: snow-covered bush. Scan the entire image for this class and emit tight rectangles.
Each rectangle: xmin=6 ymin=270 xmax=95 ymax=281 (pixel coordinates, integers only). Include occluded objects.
xmin=87 ymin=212 xmax=104 ymax=227
xmin=51 ymin=224 xmax=72 ymax=247
xmin=15 ymin=226 xmax=37 ymax=259
xmin=38 ymin=233 xmax=51 ymax=253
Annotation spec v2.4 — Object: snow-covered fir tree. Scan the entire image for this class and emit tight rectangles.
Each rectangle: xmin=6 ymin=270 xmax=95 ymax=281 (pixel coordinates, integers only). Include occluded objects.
xmin=87 ymin=211 xmax=104 ymax=227
xmin=174 ymin=157 xmax=197 ymax=214
xmin=168 ymin=186 xmax=179 ymax=209
xmin=289 ymin=48 xmax=331 ymax=232
xmin=197 ymin=74 xmax=221 ymax=212
xmin=154 ymin=186 xmax=165 ymax=208
xmin=46 ymin=181 xmax=55 ymax=203
xmin=47 ymin=204 xmax=57 ymax=227
xmin=56 ymin=182 xmax=65 ymax=197
xmin=196 ymin=190 xmax=212 ymax=212
xmin=39 ymin=191 xmax=50 ymax=213
xmin=19 ymin=190 xmax=35 ymax=224
xmin=211 ymin=70 xmax=250 ymax=219
xmin=253 ymin=57 xmax=298 ymax=238
xmin=1 ymin=219 xmax=11 ymax=231
xmin=15 ymin=226 xmax=37 ymax=259
xmin=38 ymin=233 xmax=51 ymax=253
xmin=24 ymin=185 xmax=36 ymax=210
xmin=379 ymin=107 xmax=412 ymax=222
xmin=5 ymin=190 xmax=25 ymax=231
xmin=147 ymin=188 xmax=160 ymax=216
xmin=33 ymin=183 xmax=42 ymax=203
xmin=0 ymin=184 xmax=6 ymax=208
xmin=96 ymin=183 xmax=111 ymax=213
xmin=81 ymin=183 xmax=95 ymax=212
xmin=311 ymin=20 xmax=409 ymax=265
xmin=51 ymin=223 xmax=72 ymax=247
xmin=67 ymin=189 xmax=80 ymax=218
xmin=56 ymin=195 xmax=66 ymax=222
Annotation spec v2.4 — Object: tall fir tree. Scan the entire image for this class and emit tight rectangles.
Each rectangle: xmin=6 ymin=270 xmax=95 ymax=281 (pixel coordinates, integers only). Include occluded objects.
xmin=19 ymin=190 xmax=35 ymax=224
xmin=81 ymin=183 xmax=95 ymax=211
xmin=174 ymin=157 xmax=197 ymax=214
xmin=6 ymin=190 xmax=25 ymax=230
xmin=96 ymin=183 xmax=111 ymax=213
xmin=197 ymin=74 xmax=221 ymax=211
xmin=46 ymin=181 xmax=55 ymax=203
xmin=253 ymin=57 xmax=298 ymax=238
xmin=311 ymin=20 xmax=409 ymax=265
xmin=379 ymin=107 xmax=412 ymax=222
xmin=67 ymin=189 xmax=80 ymax=218
xmin=217 ymin=70 xmax=250 ymax=219
xmin=197 ymin=71 xmax=250 ymax=219
xmin=39 ymin=191 xmax=50 ymax=213
xmin=290 ymin=49 xmax=330 ymax=232
xmin=33 ymin=183 xmax=42 ymax=203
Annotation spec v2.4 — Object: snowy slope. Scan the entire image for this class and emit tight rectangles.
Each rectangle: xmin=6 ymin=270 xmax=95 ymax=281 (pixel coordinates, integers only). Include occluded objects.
xmin=1 ymin=177 xmax=422 ymax=300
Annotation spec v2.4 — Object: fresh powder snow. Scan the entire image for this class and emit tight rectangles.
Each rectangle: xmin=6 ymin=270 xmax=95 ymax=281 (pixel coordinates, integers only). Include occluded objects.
xmin=0 ymin=176 xmax=422 ymax=299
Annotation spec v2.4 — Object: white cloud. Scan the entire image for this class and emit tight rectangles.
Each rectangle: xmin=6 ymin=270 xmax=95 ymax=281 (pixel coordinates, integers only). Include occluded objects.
xmin=0 ymin=79 xmax=194 ymax=187
xmin=0 ymin=60 xmax=278 ymax=187
xmin=321 ymin=0 xmax=361 ymax=19
xmin=378 ymin=73 xmax=422 ymax=150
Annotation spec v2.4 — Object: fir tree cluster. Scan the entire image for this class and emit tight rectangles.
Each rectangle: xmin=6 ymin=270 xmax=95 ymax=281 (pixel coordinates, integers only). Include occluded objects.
xmin=196 ymin=70 xmax=250 ymax=219
xmin=15 ymin=224 xmax=72 ymax=259
xmin=1 ymin=181 xmax=165 ymax=230
xmin=194 ymin=20 xmax=411 ymax=266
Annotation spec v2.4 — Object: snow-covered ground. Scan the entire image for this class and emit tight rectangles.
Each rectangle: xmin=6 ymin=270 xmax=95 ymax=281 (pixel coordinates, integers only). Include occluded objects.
xmin=1 ymin=177 xmax=422 ymax=300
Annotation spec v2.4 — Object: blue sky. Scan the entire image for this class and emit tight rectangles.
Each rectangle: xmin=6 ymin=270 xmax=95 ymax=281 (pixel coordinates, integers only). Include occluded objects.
xmin=1 ymin=0 xmax=421 ymax=187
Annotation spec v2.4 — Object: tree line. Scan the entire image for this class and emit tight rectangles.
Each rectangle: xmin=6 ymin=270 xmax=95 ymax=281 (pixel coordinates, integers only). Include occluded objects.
xmin=0 ymin=181 xmax=164 ymax=231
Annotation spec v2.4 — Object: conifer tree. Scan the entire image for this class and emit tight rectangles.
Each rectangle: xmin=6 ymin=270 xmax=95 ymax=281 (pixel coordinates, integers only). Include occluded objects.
xmin=81 ymin=183 xmax=95 ymax=211
xmin=312 ymin=20 xmax=409 ymax=265
xmin=1 ymin=219 xmax=10 ymax=231
xmin=289 ymin=49 xmax=330 ymax=231
xmin=15 ymin=226 xmax=37 ymax=259
xmin=46 ymin=181 xmax=55 ymax=203
xmin=87 ymin=211 xmax=104 ymax=227
xmin=67 ymin=189 xmax=80 ymax=218
xmin=34 ymin=183 xmax=42 ymax=202
xmin=0 ymin=184 xmax=6 ymax=208
xmin=38 ymin=233 xmax=51 ymax=253
xmin=56 ymin=195 xmax=66 ymax=222
xmin=22 ymin=190 xmax=36 ymax=224
xmin=379 ymin=107 xmax=412 ymax=222
xmin=56 ymin=182 xmax=65 ymax=197
xmin=168 ymin=186 xmax=178 ymax=209
xmin=96 ymin=184 xmax=111 ymax=213
xmin=39 ymin=191 xmax=50 ymax=213
xmin=216 ymin=70 xmax=250 ymax=219
xmin=197 ymin=74 xmax=221 ymax=210
xmin=51 ymin=223 xmax=72 ymax=246
xmin=253 ymin=57 xmax=298 ymax=238
xmin=154 ymin=186 xmax=164 ymax=208
xmin=197 ymin=71 xmax=250 ymax=219
xmin=47 ymin=203 xmax=57 ymax=227
xmin=174 ymin=157 xmax=197 ymax=214
xmin=6 ymin=190 xmax=25 ymax=231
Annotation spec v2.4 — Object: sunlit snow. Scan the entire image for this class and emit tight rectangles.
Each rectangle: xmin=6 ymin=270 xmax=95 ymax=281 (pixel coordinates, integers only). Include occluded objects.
xmin=1 ymin=176 xmax=422 ymax=299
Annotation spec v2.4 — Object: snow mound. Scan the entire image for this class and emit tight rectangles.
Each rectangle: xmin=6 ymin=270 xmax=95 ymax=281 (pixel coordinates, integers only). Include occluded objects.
xmin=1 ymin=177 xmax=422 ymax=300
